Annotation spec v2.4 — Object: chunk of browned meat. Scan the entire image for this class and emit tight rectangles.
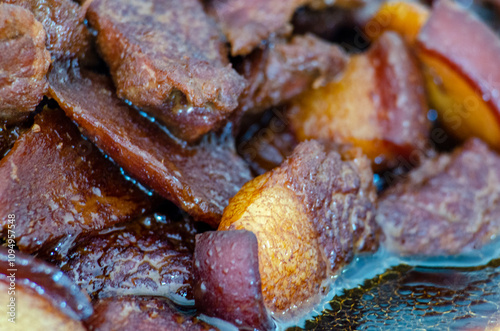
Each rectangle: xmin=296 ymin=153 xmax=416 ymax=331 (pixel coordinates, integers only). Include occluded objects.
xmin=376 ymin=139 xmax=500 ymax=256
xmin=86 ymin=0 xmax=246 ymax=142
xmin=0 ymin=3 xmax=50 ymax=123
xmin=4 ymin=0 xmax=93 ymax=61
xmin=0 ymin=247 xmax=92 ymax=331
xmin=236 ymin=34 xmax=347 ymax=115
xmin=0 ymin=107 xmax=152 ymax=254
xmin=86 ymin=297 xmax=216 ymax=331
xmin=194 ymin=230 xmax=273 ymax=330
xmin=289 ymin=32 xmax=430 ymax=171
xmin=48 ymin=62 xmax=252 ymax=227
xmin=62 ymin=214 xmax=197 ymax=303
xmin=207 ymin=0 xmax=365 ymax=57
xmin=207 ymin=0 xmax=309 ymax=56
xmin=219 ymin=141 xmax=379 ymax=317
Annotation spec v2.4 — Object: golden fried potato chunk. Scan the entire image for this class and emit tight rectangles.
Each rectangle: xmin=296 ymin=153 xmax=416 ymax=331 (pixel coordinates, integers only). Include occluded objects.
xmin=289 ymin=31 xmax=430 ymax=170
xmin=219 ymin=140 xmax=378 ymax=317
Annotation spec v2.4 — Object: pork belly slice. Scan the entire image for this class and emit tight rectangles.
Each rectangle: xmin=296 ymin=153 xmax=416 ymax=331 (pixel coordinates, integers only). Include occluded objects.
xmin=0 ymin=3 xmax=50 ymax=124
xmin=377 ymin=138 xmax=500 ymax=256
xmin=86 ymin=296 xmax=216 ymax=331
xmin=62 ymin=214 xmax=197 ymax=303
xmin=289 ymin=32 xmax=430 ymax=171
xmin=236 ymin=34 xmax=347 ymax=115
xmin=48 ymin=62 xmax=252 ymax=227
xmin=87 ymin=0 xmax=246 ymax=142
xmin=0 ymin=247 xmax=92 ymax=331
xmin=0 ymin=107 xmax=152 ymax=254
xmin=4 ymin=0 xmax=94 ymax=61
xmin=195 ymin=141 xmax=378 ymax=325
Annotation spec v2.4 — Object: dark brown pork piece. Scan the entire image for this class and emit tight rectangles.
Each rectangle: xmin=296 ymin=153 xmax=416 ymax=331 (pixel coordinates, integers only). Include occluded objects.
xmin=377 ymin=138 xmax=500 ymax=256
xmin=86 ymin=297 xmax=216 ymax=331
xmin=194 ymin=230 xmax=273 ymax=330
xmin=289 ymin=32 xmax=430 ymax=171
xmin=0 ymin=3 xmax=50 ymax=123
xmin=62 ymin=214 xmax=197 ymax=303
xmin=219 ymin=141 xmax=379 ymax=317
xmin=206 ymin=0 xmax=309 ymax=56
xmin=0 ymin=107 xmax=153 ymax=254
xmin=0 ymin=247 xmax=92 ymax=331
xmin=87 ymin=0 xmax=246 ymax=142
xmin=4 ymin=0 xmax=93 ymax=61
xmin=48 ymin=62 xmax=252 ymax=227
xmin=236 ymin=34 xmax=347 ymax=115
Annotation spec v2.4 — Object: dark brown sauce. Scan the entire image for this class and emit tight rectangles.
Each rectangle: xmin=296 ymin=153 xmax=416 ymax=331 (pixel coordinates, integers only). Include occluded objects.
xmin=285 ymin=241 xmax=500 ymax=330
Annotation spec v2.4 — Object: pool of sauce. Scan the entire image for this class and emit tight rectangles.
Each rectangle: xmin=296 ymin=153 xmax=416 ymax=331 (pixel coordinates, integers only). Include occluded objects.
xmin=286 ymin=240 xmax=500 ymax=330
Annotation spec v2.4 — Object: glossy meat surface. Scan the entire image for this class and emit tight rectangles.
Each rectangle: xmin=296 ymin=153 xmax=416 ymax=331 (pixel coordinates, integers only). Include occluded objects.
xmin=377 ymin=138 xmax=500 ymax=255
xmin=62 ymin=214 xmax=197 ymax=302
xmin=4 ymin=0 xmax=93 ymax=61
xmin=0 ymin=247 xmax=92 ymax=331
xmin=194 ymin=230 xmax=273 ymax=330
xmin=0 ymin=108 xmax=152 ymax=254
xmin=48 ymin=62 xmax=252 ymax=227
xmin=220 ymin=141 xmax=379 ymax=316
xmin=87 ymin=0 xmax=246 ymax=142
xmin=86 ymin=296 xmax=216 ymax=331
xmin=0 ymin=3 xmax=50 ymax=123
xmin=236 ymin=34 xmax=347 ymax=115
xmin=289 ymin=32 xmax=430 ymax=170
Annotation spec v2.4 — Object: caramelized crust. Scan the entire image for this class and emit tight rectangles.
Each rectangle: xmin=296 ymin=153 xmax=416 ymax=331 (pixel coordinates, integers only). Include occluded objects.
xmin=377 ymin=139 xmax=500 ymax=256
xmin=86 ymin=297 xmax=216 ymax=331
xmin=62 ymin=214 xmax=197 ymax=302
xmin=289 ymin=32 xmax=430 ymax=170
xmin=236 ymin=34 xmax=347 ymax=115
xmin=87 ymin=0 xmax=246 ymax=142
xmin=0 ymin=3 xmax=50 ymax=123
xmin=4 ymin=0 xmax=93 ymax=61
xmin=48 ymin=62 xmax=252 ymax=227
xmin=219 ymin=141 xmax=378 ymax=316
xmin=0 ymin=108 xmax=152 ymax=254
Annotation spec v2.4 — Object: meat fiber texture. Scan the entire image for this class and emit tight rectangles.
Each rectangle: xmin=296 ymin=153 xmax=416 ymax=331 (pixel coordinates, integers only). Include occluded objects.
xmin=377 ymin=138 xmax=500 ymax=256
